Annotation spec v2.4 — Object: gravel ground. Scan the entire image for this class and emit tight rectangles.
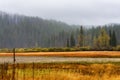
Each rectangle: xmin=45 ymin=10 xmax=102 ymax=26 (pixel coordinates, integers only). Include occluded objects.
xmin=0 ymin=56 xmax=120 ymax=63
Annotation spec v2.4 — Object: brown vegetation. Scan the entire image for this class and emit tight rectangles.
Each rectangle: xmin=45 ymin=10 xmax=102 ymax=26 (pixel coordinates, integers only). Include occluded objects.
xmin=0 ymin=51 xmax=120 ymax=57
xmin=0 ymin=63 xmax=120 ymax=80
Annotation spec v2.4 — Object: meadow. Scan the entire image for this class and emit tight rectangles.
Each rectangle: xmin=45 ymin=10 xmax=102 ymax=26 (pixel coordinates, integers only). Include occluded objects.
xmin=0 ymin=62 xmax=120 ymax=80
xmin=0 ymin=51 xmax=120 ymax=80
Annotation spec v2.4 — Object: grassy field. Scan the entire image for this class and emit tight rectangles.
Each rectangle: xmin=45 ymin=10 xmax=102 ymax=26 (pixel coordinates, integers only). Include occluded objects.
xmin=0 ymin=51 xmax=120 ymax=57
xmin=0 ymin=63 xmax=120 ymax=80
xmin=0 ymin=51 xmax=120 ymax=80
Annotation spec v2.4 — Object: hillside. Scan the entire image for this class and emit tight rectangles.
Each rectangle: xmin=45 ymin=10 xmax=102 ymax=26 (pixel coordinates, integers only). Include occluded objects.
xmin=0 ymin=11 xmax=120 ymax=48
xmin=0 ymin=11 xmax=73 ymax=48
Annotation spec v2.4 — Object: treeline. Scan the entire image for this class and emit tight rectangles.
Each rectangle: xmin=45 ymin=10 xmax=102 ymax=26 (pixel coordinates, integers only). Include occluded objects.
xmin=0 ymin=11 xmax=72 ymax=48
xmin=0 ymin=11 xmax=120 ymax=50
xmin=66 ymin=26 xmax=119 ymax=50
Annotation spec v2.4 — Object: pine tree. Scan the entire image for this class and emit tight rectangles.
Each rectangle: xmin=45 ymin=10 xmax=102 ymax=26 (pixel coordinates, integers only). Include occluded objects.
xmin=70 ymin=33 xmax=75 ymax=47
xmin=112 ymin=31 xmax=117 ymax=47
xmin=109 ymin=29 xmax=112 ymax=46
xmin=79 ymin=26 xmax=84 ymax=47
xmin=66 ymin=38 xmax=70 ymax=47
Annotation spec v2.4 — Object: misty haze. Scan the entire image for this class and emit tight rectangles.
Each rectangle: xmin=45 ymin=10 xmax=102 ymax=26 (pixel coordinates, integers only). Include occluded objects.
xmin=0 ymin=0 xmax=120 ymax=80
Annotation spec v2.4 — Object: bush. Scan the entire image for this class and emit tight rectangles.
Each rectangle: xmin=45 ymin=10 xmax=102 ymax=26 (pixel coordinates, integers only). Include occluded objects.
xmin=40 ymin=48 xmax=49 ymax=52
xmin=0 ymin=48 xmax=11 ymax=53
xmin=113 ymin=45 xmax=120 ymax=51
xmin=1 ymin=46 xmax=120 ymax=53
xmin=63 ymin=48 xmax=72 ymax=52
xmin=79 ymin=46 xmax=91 ymax=51
xmin=16 ymin=48 xmax=25 ymax=52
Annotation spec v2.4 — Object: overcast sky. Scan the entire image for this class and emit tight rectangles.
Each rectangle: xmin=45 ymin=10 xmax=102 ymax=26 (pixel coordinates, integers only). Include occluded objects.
xmin=0 ymin=0 xmax=120 ymax=25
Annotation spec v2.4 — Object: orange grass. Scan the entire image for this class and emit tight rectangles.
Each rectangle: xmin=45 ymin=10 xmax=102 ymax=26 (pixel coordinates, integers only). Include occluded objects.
xmin=1 ymin=63 xmax=120 ymax=80
xmin=0 ymin=51 xmax=120 ymax=57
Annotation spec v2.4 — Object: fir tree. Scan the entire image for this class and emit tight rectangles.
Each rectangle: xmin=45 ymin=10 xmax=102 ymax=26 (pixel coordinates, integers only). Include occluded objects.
xmin=66 ymin=38 xmax=70 ymax=47
xmin=112 ymin=31 xmax=117 ymax=47
xmin=79 ymin=26 xmax=84 ymax=47
xmin=109 ymin=29 xmax=112 ymax=46
xmin=70 ymin=33 xmax=75 ymax=47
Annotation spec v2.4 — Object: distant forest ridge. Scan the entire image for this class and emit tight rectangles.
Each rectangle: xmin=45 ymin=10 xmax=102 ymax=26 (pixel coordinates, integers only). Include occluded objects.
xmin=0 ymin=11 xmax=120 ymax=48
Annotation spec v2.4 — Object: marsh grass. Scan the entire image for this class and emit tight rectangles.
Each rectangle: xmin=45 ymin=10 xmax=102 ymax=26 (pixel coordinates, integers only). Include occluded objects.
xmin=0 ymin=63 xmax=120 ymax=80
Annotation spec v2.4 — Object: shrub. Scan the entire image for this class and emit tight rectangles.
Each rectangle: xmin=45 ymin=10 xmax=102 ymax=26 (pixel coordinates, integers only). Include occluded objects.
xmin=16 ymin=48 xmax=25 ymax=52
xmin=41 ymin=48 xmax=49 ymax=52
xmin=0 ymin=48 xmax=10 ymax=53
xmin=63 ymin=48 xmax=72 ymax=51
xmin=113 ymin=45 xmax=120 ymax=51
xmin=79 ymin=46 xmax=91 ymax=51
